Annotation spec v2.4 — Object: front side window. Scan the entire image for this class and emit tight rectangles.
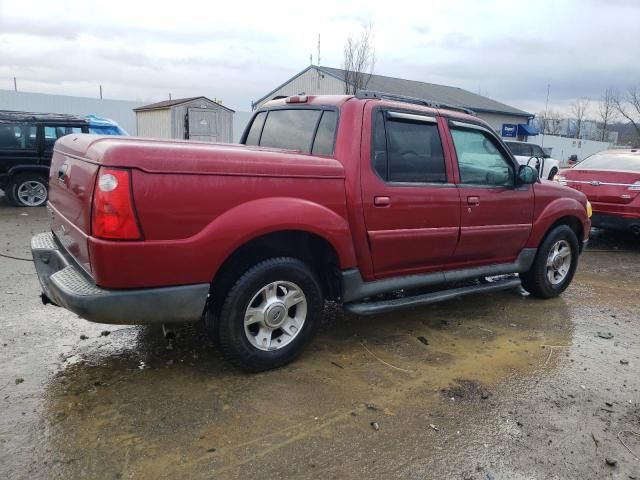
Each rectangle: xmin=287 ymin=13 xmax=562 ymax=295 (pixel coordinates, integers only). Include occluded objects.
xmin=451 ymin=128 xmax=514 ymax=187
xmin=531 ymin=145 xmax=545 ymax=157
xmin=0 ymin=124 xmax=37 ymax=150
xmin=372 ymin=111 xmax=447 ymax=183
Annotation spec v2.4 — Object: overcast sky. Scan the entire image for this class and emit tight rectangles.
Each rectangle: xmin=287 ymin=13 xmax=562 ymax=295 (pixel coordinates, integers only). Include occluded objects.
xmin=1 ymin=0 xmax=639 ymax=115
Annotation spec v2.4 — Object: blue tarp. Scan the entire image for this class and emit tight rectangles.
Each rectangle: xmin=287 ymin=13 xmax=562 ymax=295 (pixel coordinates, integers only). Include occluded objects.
xmin=517 ymin=123 xmax=539 ymax=136
xmin=85 ymin=114 xmax=128 ymax=136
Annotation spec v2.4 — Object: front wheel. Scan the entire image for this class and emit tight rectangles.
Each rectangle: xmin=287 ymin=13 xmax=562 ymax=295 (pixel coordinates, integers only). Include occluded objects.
xmin=521 ymin=225 xmax=579 ymax=298
xmin=213 ymin=257 xmax=323 ymax=372
xmin=9 ymin=174 xmax=48 ymax=207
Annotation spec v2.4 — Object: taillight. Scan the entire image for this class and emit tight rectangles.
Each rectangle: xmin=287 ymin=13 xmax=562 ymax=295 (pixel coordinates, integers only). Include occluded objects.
xmin=92 ymin=168 xmax=142 ymax=240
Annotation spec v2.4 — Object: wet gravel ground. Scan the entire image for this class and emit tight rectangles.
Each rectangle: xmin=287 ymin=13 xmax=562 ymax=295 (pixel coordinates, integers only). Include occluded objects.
xmin=0 ymin=198 xmax=639 ymax=480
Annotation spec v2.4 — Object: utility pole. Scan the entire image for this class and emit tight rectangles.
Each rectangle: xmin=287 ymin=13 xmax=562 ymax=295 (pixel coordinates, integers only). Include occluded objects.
xmin=317 ymin=33 xmax=321 ymax=66
xmin=13 ymin=77 xmax=17 ymax=92
xmin=169 ymin=93 xmax=172 ymax=100
xmin=542 ymin=82 xmax=550 ymax=147
xmin=99 ymin=85 xmax=103 ymax=99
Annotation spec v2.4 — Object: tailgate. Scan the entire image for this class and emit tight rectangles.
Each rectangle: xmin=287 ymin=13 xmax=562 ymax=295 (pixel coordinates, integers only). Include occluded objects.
xmin=563 ymin=170 xmax=640 ymax=205
xmin=48 ymin=135 xmax=100 ymax=273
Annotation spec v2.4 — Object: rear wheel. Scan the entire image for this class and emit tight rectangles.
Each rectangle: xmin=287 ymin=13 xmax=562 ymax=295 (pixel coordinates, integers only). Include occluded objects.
xmin=212 ymin=257 xmax=323 ymax=372
xmin=9 ymin=174 xmax=48 ymax=207
xmin=521 ymin=225 xmax=579 ymax=298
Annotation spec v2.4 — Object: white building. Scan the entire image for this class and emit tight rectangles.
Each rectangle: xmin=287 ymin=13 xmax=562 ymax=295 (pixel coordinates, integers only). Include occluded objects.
xmin=0 ymin=89 xmax=143 ymax=134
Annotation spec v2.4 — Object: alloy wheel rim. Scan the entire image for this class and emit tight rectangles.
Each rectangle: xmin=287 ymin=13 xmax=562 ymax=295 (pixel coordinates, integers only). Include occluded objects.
xmin=546 ymin=240 xmax=572 ymax=285
xmin=244 ymin=280 xmax=307 ymax=351
xmin=17 ymin=180 xmax=47 ymax=206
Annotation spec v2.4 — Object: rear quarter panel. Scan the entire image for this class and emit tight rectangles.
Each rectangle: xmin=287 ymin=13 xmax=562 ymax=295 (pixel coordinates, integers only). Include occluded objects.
xmin=90 ymin=173 xmax=356 ymax=289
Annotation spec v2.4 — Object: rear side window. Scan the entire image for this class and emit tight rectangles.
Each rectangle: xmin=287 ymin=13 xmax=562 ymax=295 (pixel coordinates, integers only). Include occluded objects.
xmin=244 ymin=109 xmax=338 ymax=156
xmin=44 ymin=126 xmax=83 ymax=151
xmin=259 ymin=109 xmax=321 ymax=153
xmin=0 ymin=124 xmax=37 ymax=150
xmin=372 ymin=111 xmax=447 ymax=183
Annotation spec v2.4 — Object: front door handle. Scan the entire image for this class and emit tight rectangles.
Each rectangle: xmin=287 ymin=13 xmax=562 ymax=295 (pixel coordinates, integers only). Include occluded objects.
xmin=467 ymin=196 xmax=480 ymax=206
xmin=374 ymin=196 xmax=391 ymax=207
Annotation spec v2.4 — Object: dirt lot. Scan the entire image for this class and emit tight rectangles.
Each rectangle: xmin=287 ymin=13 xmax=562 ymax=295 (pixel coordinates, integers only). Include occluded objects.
xmin=0 ymin=198 xmax=638 ymax=480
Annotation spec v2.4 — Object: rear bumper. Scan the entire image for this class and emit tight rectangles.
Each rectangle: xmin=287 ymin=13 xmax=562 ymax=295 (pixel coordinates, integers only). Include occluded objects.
xmin=31 ymin=232 xmax=210 ymax=325
xmin=591 ymin=213 xmax=640 ymax=233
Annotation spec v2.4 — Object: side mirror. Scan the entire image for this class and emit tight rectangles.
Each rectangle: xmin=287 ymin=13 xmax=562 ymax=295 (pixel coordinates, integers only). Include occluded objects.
xmin=518 ymin=165 xmax=538 ymax=184
xmin=543 ymin=153 xmax=551 ymax=159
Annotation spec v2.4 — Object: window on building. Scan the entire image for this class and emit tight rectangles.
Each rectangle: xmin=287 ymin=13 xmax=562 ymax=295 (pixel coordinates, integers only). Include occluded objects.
xmin=452 ymin=128 xmax=514 ymax=187
xmin=372 ymin=111 xmax=447 ymax=183
xmin=0 ymin=124 xmax=37 ymax=150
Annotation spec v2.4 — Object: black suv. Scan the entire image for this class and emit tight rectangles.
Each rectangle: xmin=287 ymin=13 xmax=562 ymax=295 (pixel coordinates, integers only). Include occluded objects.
xmin=0 ymin=111 xmax=89 ymax=207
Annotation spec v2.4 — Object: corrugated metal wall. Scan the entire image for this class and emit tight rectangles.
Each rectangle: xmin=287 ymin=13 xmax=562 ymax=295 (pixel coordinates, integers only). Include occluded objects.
xmin=255 ymin=67 xmax=345 ymax=108
xmin=136 ymin=109 xmax=172 ymax=138
xmin=0 ymin=89 xmax=143 ymax=134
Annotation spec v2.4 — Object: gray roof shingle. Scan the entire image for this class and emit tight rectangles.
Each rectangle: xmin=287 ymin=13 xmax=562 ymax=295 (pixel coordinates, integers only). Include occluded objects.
xmin=258 ymin=66 xmax=530 ymax=117
xmin=318 ymin=66 xmax=531 ymax=117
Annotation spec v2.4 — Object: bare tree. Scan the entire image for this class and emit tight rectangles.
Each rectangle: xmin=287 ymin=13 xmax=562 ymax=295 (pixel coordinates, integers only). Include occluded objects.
xmin=613 ymin=87 xmax=640 ymax=143
xmin=598 ymin=87 xmax=617 ymax=142
xmin=536 ymin=111 xmax=549 ymax=134
xmin=548 ymin=109 xmax=563 ymax=135
xmin=342 ymin=24 xmax=375 ymax=95
xmin=570 ymin=97 xmax=590 ymax=138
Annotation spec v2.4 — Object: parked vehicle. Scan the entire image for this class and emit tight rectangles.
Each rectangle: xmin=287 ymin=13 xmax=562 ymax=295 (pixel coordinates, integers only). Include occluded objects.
xmin=85 ymin=115 xmax=129 ymax=136
xmin=31 ymin=93 xmax=592 ymax=371
xmin=504 ymin=140 xmax=560 ymax=180
xmin=558 ymin=149 xmax=640 ymax=235
xmin=0 ymin=111 xmax=89 ymax=207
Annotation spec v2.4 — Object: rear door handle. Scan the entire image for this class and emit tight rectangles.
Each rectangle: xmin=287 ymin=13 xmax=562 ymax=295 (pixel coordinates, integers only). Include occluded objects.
xmin=374 ymin=196 xmax=391 ymax=207
xmin=467 ymin=196 xmax=480 ymax=206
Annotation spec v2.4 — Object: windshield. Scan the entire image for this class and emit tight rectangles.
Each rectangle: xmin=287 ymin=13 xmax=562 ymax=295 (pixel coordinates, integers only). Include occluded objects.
xmin=576 ymin=153 xmax=640 ymax=172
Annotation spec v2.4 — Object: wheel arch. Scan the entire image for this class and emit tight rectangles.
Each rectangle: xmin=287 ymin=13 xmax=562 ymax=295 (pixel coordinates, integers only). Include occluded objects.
xmin=528 ymin=198 xmax=587 ymax=251
xmin=202 ymin=197 xmax=356 ymax=303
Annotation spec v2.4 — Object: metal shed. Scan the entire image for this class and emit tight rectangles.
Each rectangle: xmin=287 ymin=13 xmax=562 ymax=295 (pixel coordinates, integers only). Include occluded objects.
xmin=134 ymin=96 xmax=234 ymax=143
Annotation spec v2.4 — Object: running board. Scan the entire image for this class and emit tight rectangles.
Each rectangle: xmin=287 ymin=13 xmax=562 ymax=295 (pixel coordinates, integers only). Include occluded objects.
xmin=344 ymin=278 xmax=522 ymax=316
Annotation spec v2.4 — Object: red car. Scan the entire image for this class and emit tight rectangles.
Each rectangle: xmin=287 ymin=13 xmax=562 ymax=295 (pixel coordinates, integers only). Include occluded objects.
xmin=31 ymin=93 xmax=592 ymax=371
xmin=558 ymin=149 xmax=640 ymax=236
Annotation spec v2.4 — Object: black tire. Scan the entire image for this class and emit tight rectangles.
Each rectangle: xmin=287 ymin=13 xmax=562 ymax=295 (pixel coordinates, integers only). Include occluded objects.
xmin=547 ymin=167 xmax=558 ymax=180
xmin=1 ymin=187 xmax=17 ymax=206
xmin=212 ymin=257 xmax=323 ymax=372
xmin=9 ymin=174 xmax=48 ymax=207
xmin=521 ymin=225 xmax=579 ymax=298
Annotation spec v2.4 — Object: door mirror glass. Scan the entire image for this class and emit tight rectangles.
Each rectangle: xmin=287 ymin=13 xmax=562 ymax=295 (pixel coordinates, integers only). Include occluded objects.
xmin=518 ymin=165 xmax=538 ymax=184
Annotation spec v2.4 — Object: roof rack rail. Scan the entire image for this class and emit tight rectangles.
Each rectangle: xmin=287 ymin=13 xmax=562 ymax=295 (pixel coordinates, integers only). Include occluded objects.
xmin=355 ymin=90 xmax=475 ymax=116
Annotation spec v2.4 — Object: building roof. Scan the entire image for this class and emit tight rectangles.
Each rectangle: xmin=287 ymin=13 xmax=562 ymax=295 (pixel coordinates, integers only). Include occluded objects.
xmin=134 ymin=96 xmax=234 ymax=113
xmin=255 ymin=66 xmax=532 ymax=118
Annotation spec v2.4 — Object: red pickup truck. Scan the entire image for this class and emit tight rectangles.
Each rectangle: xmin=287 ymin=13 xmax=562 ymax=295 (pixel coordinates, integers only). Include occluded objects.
xmin=31 ymin=92 xmax=592 ymax=371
